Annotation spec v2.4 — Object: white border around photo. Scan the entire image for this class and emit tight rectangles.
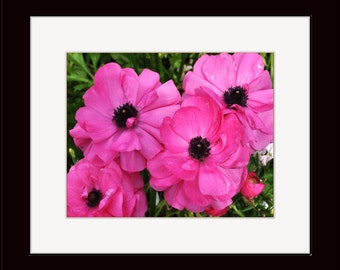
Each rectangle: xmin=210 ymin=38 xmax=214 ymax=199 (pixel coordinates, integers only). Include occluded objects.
xmin=30 ymin=16 xmax=310 ymax=254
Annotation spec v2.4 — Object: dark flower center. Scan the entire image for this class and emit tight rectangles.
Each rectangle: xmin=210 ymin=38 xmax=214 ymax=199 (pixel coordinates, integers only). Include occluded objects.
xmin=223 ymin=86 xmax=248 ymax=107
xmin=113 ymin=103 xmax=138 ymax=128
xmin=86 ymin=188 xmax=102 ymax=208
xmin=189 ymin=136 xmax=211 ymax=161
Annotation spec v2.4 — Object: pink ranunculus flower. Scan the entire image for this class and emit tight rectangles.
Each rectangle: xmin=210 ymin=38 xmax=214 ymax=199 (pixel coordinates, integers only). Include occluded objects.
xmin=148 ymin=96 xmax=250 ymax=213
xmin=67 ymin=158 xmax=147 ymax=217
xmin=70 ymin=62 xmax=181 ymax=172
xmin=205 ymin=206 xmax=228 ymax=217
xmin=183 ymin=53 xmax=274 ymax=151
xmin=240 ymin=172 xmax=266 ymax=199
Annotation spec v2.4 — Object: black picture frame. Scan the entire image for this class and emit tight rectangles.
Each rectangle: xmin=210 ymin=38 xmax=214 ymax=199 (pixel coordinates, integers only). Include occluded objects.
xmin=1 ymin=0 xmax=339 ymax=268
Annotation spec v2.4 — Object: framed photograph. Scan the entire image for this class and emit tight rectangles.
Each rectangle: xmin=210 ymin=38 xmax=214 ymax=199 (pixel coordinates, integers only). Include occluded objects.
xmin=66 ymin=51 xmax=275 ymax=219
xmin=30 ymin=16 xmax=310 ymax=254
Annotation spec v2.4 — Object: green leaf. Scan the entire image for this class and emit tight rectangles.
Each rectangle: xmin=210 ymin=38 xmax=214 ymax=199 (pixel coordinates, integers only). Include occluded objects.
xmin=262 ymin=169 xmax=273 ymax=182
xmin=67 ymin=74 xmax=92 ymax=84
xmin=110 ymin=53 xmax=132 ymax=67
xmin=68 ymin=53 xmax=94 ymax=79
xmin=169 ymin=53 xmax=182 ymax=70
xmin=89 ymin=53 xmax=101 ymax=72
xmin=154 ymin=199 xmax=166 ymax=217
xmin=73 ymin=83 xmax=91 ymax=91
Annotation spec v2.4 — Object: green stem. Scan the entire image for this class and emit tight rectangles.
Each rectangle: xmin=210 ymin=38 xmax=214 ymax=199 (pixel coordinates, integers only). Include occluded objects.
xmin=232 ymin=195 xmax=243 ymax=204
xmin=178 ymin=54 xmax=186 ymax=84
xmin=154 ymin=199 xmax=166 ymax=217
xmin=186 ymin=211 xmax=194 ymax=217
xmin=148 ymin=188 xmax=156 ymax=216
xmin=242 ymin=205 xmax=255 ymax=212
xmin=231 ymin=204 xmax=245 ymax=217
xmin=166 ymin=210 xmax=180 ymax=217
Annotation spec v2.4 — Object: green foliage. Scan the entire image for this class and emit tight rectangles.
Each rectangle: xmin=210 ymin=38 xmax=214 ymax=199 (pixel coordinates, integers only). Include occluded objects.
xmin=67 ymin=52 xmax=274 ymax=217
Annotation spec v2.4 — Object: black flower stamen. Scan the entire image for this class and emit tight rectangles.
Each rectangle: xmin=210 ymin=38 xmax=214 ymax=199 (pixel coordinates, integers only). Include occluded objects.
xmin=189 ymin=136 xmax=211 ymax=161
xmin=86 ymin=188 xmax=102 ymax=208
xmin=113 ymin=103 xmax=138 ymax=128
xmin=224 ymin=86 xmax=248 ymax=107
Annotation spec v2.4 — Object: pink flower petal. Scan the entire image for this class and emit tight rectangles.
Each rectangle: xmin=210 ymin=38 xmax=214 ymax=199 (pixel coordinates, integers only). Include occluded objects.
xmin=137 ymin=121 xmax=162 ymax=143
xmin=233 ymin=53 xmax=265 ymax=85
xmin=142 ymin=80 xmax=181 ymax=111
xmin=94 ymin=63 xmax=126 ymax=108
xmin=160 ymin=117 xmax=189 ymax=153
xmin=150 ymin=174 xmax=180 ymax=191
xmin=72 ymin=160 xmax=98 ymax=186
xmin=198 ymin=163 xmax=229 ymax=196
xmin=245 ymin=108 xmax=270 ymax=132
xmin=163 ymin=153 xmax=199 ymax=181
xmin=164 ymin=183 xmax=185 ymax=211
xmin=122 ymin=195 xmax=136 ymax=217
xmin=83 ymin=86 xmax=113 ymax=117
xmin=192 ymin=54 xmax=210 ymax=75
xmin=210 ymin=133 xmax=231 ymax=162
xmin=68 ymin=175 xmax=87 ymax=213
xmin=210 ymin=113 xmax=246 ymax=162
xmin=129 ymin=172 xmax=144 ymax=190
xmin=120 ymin=150 xmax=146 ymax=172
xmin=248 ymin=70 xmax=272 ymax=93
xmin=147 ymin=151 xmax=172 ymax=179
xmin=69 ymin=124 xmax=92 ymax=149
xmin=218 ymin=166 xmax=248 ymax=194
xmin=181 ymin=96 xmax=222 ymax=142
xmin=121 ymin=68 xmax=139 ymax=105
xmin=88 ymin=136 xmax=118 ymax=165
xmin=182 ymin=71 xmax=223 ymax=99
xmin=138 ymin=105 xmax=180 ymax=128
xmin=257 ymin=109 xmax=274 ymax=134
xmin=135 ymin=89 xmax=158 ymax=110
xmin=136 ymin=69 xmax=160 ymax=105
xmin=75 ymin=107 xmax=116 ymax=143
xmin=136 ymin=127 xmax=163 ymax=159
xmin=100 ymin=167 xmax=122 ymax=191
xmin=210 ymin=198 xmax=233 ymax=211
xmin=171 ymin=106 xmax=202 ymax=141
xmin=131 ymin=190 xmax=148 ymax=217
xmin=201 ymin=53 xmax=236 ymax=90
xmin=106 ymin=191 xmax=124 ymax=217
xmin=248 ymin=89 xmax=274 ymax=112
xmin=110 ymin=129 xmax=141 ymax=152
xmin=98 ymin=188 xmax=117 ymax=211
xmin=199 ymin=163 xmax=245 ymax=196
xmin=250 ymin=129 xmax=274 ymax=151
xmin=181 ymin=180 xmax=211 ymax=209
xmin=120 ymin=174 xmax=137 ymax=215
xmin=220 ymin=144 xmax=250 ymax=168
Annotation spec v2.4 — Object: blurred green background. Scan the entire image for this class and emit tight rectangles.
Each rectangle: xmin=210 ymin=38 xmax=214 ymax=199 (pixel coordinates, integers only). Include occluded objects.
xmin=67 ymin=52 xmax=274 ymax=217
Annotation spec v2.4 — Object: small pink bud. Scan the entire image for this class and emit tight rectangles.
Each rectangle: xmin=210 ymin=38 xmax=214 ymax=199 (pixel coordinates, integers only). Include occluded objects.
xmin=241 ymin=172 xmax=265 ymax=199
xmin=126 ymin=117 xmax=137 ymax=128
xmin=205 ymin=207 xmax=229 ymax=217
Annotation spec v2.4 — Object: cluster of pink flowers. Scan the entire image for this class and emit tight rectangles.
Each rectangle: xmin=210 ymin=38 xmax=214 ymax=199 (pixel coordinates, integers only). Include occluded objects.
xmin=68 ymin=53 xmax=273 ymax=217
